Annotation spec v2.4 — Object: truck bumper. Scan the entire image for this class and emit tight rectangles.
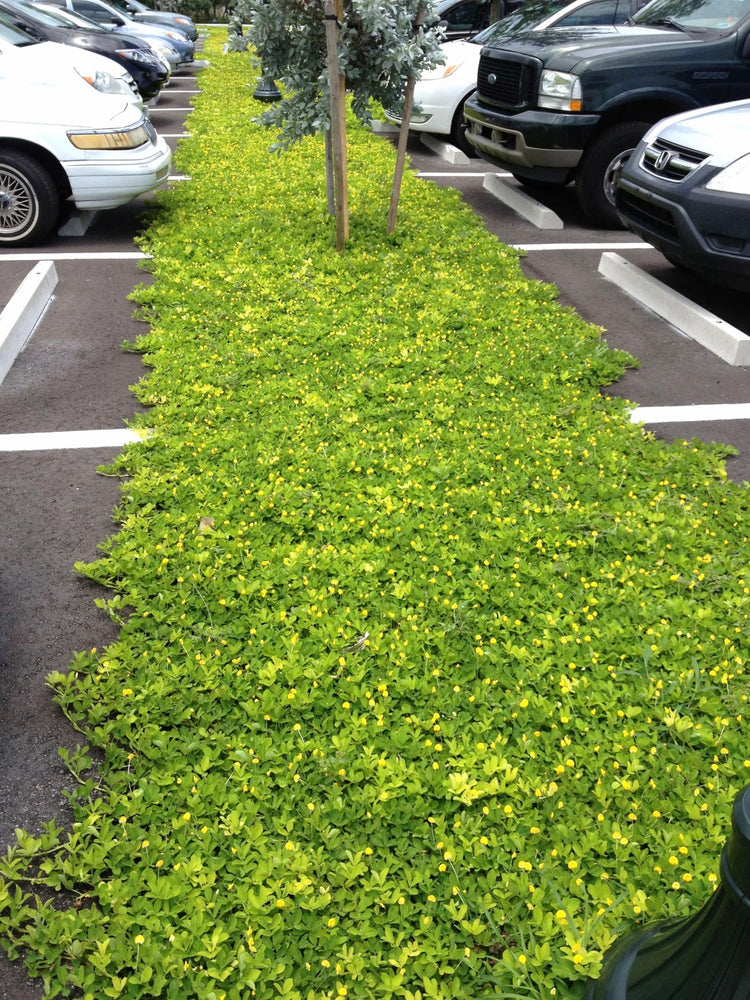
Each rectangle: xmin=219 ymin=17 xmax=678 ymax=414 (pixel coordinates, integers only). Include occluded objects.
xmin=463 ymin=101 xmax=600 ymax=179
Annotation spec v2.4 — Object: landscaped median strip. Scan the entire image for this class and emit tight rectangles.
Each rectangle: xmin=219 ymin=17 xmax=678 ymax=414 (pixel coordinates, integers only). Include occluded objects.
xmin=2 ymin=28 xmax=750 ymax=1000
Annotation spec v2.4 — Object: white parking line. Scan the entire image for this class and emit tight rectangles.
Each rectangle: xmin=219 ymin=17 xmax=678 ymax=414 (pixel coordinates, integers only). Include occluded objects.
xmin=515 ymin=242 xmax=650 ymax=251
xmin=0 ymin=252 xmax=149 ymax=261
xmin=417 ymin=172 xmax=490 ymax=177
xmin=4 ymin=402 xmax=750 ymax=454
xmin=0 ymin=429 xmax=145 ymax=452
xmin=630 ymin=403 xmax=750 ymax=424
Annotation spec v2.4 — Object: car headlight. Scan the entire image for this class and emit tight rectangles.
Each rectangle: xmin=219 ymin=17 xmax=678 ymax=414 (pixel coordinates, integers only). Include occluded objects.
xmin=76 ymin=67 xmax=133 ymax=97
xmin=116 ymin=46 xmax=162 ymax=66
xmin=705 ymin=153 xmax=750 ymax=195
xmin=67 ymin=122 xmax=151 ymax=149
xmin=538 ymin=70 xmax=582 ymax=111
xmin=420 ymin=58 xmax=464 ymax=81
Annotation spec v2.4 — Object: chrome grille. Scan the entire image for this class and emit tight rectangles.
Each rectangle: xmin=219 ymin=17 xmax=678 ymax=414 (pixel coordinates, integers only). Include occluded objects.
xmin=640 ymin=139 xmax=710 ymax=182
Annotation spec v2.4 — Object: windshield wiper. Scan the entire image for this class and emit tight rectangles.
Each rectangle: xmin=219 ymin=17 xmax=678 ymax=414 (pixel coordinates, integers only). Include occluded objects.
xmin=644 ymin=16 xmax=685 ymax=28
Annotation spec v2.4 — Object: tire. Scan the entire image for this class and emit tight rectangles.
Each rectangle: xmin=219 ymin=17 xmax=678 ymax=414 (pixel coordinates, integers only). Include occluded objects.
xmin=575 ymin=121 xmax=650 ymax=229
xmin=0 ymin=151 xmax=60 ymax=246
xmin=449 ymin=97 xmax=477 ymax=158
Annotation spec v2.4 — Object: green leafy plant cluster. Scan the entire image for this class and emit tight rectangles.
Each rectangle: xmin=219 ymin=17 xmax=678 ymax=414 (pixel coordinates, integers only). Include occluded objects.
xmin=2 ymin=28 xmax=749 ymax=1000
xmin=233 ymin=0 xmax=445 ymax=148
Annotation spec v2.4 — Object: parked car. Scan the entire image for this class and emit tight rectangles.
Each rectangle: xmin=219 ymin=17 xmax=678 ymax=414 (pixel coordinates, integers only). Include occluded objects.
xmin=0 ymin=13 xmax=140 ymax=102
xmin=0 ymin=0 xmax=168 ymax=98
xmin=108 ymin=0 xmax=196 ymax=41
xmin=615 ymin=99 xmax=750 ymax=291
xmin=464 ymin=0 xmax=750 ymax=227
xmin=432 ymin=0 xmax=524 ymax=40
xmin=387 ymin=0 xmax=645 ymax=155
xmin=0 ymin=29 xmax=171 ymax=245
xmin=44 ymin=0 xmax=194 ymax=66
xmin=33 ymin=1 xmax=181 ymax=73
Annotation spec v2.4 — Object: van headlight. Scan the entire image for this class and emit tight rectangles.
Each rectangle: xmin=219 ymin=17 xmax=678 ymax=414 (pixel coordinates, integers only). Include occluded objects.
xmin=705 ymin=153 xmax=750 ymax=195
xmin=538 ymin=70 xmax=582 ymax=111
xmin=67 ymin=122 xmax=151 ymax=149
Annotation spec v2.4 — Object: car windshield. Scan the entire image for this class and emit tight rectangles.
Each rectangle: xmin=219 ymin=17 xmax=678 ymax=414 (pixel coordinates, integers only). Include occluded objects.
xmin=7 ymin=0 xmax=80 ymax=26
xmin=633 ymin=0 xmax=750 ymax=29
xmin=32 ymin=2 xmax=105 ymax=28
xmin=0 ymin=9 xmax=37 ymax=40
xmin=472 ymin=0 xmax=574 ymax=39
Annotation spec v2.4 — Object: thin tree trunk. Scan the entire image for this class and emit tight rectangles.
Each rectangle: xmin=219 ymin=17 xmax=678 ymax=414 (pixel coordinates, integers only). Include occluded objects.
xmin=325 ymin=130 xmax=335 ymax=216
xmin=387 ymin=7 xmax=425 ymax=235
xmin=324 ymin=0 xmax=348 ymax=250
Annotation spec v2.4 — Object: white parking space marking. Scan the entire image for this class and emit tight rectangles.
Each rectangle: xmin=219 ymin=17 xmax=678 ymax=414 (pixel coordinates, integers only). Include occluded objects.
xmin=515 ymin=242 xmax=650 ymax=251
xmin=417 ymin=172 xmax=492 ymax=177
xmin=0 ymin=252 xmax=149 ymax=261
xmin=0 ymin=429 xmax=145 ymax=452
xmin=630 ymin=404 xmax=750 ymax=424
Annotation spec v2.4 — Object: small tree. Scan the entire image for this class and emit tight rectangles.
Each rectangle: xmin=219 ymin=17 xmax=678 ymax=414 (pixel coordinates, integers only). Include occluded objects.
xmin=233 ymin=0 xmax=444 ymax=244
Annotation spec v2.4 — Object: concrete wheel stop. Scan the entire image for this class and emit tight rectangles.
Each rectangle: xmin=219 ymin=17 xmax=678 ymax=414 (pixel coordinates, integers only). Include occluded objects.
xmin=0 ymin=261 xmax=58 ymax=386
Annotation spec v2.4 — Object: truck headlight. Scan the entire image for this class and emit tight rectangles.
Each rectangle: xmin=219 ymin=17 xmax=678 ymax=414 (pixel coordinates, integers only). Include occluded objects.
xmin=705 ymin=153 xmax=750 ymax=195
xmin=538 ymin=70 xmax=582 ymax=111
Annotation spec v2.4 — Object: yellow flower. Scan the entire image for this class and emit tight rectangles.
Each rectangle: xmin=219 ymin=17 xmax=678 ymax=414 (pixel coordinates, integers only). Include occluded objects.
xmin=134 ymin=934 xmax=145 ymax=945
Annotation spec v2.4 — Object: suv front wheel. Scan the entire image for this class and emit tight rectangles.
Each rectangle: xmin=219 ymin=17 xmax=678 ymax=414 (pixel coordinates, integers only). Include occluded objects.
xmin=575 ymin=121 xmax=650 ymax=228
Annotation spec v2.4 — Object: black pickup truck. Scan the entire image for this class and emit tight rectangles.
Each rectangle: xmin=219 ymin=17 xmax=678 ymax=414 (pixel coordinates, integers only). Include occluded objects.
xmin=464 ymin=0 xmax=750 ymax=226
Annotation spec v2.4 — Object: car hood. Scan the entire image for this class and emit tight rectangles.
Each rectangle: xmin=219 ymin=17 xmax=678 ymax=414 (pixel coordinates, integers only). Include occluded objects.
xmin=8 ymin=38 xmax=122 ymax=76
xmin=0 ymin=72 xmax=138 ymax=126
xmin=482 ymin=24 xmax=698 ymax=72
xmin=650 ymin=99 xmax=750 ymax=165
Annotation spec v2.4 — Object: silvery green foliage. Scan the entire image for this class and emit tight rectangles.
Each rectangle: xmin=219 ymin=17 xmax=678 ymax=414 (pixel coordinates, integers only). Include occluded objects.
xmin=231 ymin=0 xmax=444 ymax=149
xmin=224 ymin=13 xmax=249 ymax=52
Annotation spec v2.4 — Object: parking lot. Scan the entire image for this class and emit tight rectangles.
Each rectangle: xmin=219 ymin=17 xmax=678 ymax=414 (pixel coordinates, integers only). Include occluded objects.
xmin=1 ymin=53 xmax=749 ymax=999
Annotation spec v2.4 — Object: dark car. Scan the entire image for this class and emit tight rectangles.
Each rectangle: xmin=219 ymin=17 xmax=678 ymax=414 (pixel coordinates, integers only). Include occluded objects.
xmin=43 ymin=0 xmax=194 ymax=65
xmin=109 ymin=0 xmax=196 ymax=41
xmin=616 ymin=99 xmax=750 ymax=292
xmin=0 ymin=0 xmax=168 ymax=98
xmin=433 ymin=0 xmax=525 ymax=40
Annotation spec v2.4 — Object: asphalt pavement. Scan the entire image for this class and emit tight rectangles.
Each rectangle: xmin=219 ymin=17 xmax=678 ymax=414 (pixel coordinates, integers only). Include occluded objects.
xmin=1 ymin=62 xmax=749 ymax=998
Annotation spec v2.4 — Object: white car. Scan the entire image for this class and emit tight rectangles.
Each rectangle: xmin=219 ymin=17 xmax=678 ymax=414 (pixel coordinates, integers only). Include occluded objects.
xmin=386 ymin=0 xmax=648 ymax=154
xmin=0 ymin=15 xmax=142 ymax=104
xmin=0 ymin=34 xmax=171 ymax=245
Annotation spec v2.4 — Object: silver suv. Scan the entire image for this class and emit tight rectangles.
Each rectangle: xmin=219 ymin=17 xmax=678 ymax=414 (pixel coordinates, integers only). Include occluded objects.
xmin=615 ymin=100 xmax=750 ymax=292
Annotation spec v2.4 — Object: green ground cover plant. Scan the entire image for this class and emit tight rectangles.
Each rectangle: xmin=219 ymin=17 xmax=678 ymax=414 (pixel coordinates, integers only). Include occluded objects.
xmin=2 ymin=27 xmax=749 ymax=1000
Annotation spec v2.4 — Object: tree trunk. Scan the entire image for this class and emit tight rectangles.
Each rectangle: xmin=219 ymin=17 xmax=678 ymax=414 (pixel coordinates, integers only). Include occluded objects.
xmin=387 ymin=6 xmax=425 ymax=235
xmin=324 ymin=0 xmax=348 ymax=250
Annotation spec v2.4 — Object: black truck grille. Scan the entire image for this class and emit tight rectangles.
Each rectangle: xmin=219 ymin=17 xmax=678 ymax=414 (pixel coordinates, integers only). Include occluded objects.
xmin=476 ymin=52 xmax=537 ymax=111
